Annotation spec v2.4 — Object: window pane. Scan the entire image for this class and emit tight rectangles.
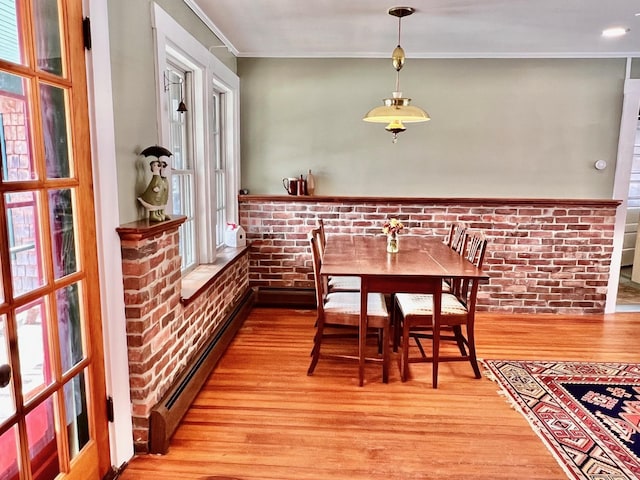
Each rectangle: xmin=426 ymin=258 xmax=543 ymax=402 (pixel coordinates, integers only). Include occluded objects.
xmin=33 ymin=0 xmax=63 ymax=76
xmin=26 ymin=397 xmax=59 ymax=480
xmin=57 ymin=283 xmax=83 ymax=373
xmin=64 ymin=371 xmax=89 ymax=459
xmin=0 ymin=425 xmax=20 ymax=479
xmin=5 ymin=191 xmax=46 ymax=297
xmin=166 ymin=68 xmax=189 ymax=170
xmin=0 ymin=72 xmax=37 ymax=182
xmin=0 ymin=0 xmax=21 ymax=64
xmin=0 ymin=314 xmax=16 ymax=422
xmin=16 ymin=300 xmax=50 ymax=402
xmin=170 ymin=122 xmax=184 ymax=169
xmin=216 ymin=171 xmax=225 ymax=247
xmin=178 ymin=220 xmax=195 ymax=270
xmin=48 ymin=189 xmax=77 ymax=279
xmin=171 ymin=174 xmax=182 ymax=213
xmin=171 ymin=173 xmax=193 ymax=217
xmin=40 ymin=83 xmax=70 ymax=178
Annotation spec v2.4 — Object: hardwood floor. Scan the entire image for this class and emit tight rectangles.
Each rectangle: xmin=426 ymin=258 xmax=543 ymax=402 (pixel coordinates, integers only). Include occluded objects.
xmin=119 ymin=308 xmax=640 ymax=480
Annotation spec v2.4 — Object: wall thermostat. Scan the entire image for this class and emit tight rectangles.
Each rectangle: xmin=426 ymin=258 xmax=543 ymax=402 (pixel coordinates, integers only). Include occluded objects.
xmin=594 ymin=160 xmax=607 ymax=170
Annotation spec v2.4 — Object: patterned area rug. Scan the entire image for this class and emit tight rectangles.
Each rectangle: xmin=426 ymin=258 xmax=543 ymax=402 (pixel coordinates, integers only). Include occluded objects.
xmin=482 ymin=360 xmax=640 ymax=480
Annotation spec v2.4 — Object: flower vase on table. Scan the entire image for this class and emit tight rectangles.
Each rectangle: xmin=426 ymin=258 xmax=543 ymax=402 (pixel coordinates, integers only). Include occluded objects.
xmin=387 ymin=233 xmax=399 ymax=253
xmin=382 ymin=218 xmax=404 ymax=254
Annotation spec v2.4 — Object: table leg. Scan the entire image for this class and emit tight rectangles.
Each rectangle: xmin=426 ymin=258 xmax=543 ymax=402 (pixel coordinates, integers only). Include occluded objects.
xmin=432 ymin=285 xmax=442 ymax=389
xmin=359 ymin=282 xmax=367 ymax=387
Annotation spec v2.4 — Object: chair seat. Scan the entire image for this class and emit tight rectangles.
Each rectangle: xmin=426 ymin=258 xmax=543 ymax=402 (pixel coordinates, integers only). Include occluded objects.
xmin=324 ymin=291 xmax=388 ymax=326
xmin=395 ymin=293 xmax=468 ymax=318
xmin=328 ymin=275 xmax=361 ymax=292
xmin=394 ymin=230 xmax=487 ymax=387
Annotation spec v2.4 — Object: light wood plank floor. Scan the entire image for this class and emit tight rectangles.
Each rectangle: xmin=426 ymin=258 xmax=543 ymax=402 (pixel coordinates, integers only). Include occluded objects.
xmin=119 ymin=308 xmax=640 ymax=480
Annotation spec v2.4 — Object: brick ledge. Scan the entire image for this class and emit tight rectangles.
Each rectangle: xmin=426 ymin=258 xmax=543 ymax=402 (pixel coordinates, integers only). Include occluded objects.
xmin=181 ymin=247 xmax=249 ymax=304
xmin=239 ymin=195 xmax=621 ymax=207
xmin=116 ymin=215 xmax=187 ymax=240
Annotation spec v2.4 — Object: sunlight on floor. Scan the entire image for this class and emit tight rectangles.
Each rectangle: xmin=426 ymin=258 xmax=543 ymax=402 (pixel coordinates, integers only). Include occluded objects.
xmin=616 ymin=266 xmax=640 ymax=312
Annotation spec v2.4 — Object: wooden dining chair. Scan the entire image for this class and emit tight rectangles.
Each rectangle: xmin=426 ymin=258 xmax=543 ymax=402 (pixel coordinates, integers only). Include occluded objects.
xmin=307 ymin=228 xmax=390 ymax=383
xmin=393 ymin=230 xmax=488 ymax=387
xmin=442 ymin=222 xmax=467 ymax=293
xmin=445 ymin=222 xmax=467 ymax=253
xmin=317 ymin=219 xmax=361 ymax=292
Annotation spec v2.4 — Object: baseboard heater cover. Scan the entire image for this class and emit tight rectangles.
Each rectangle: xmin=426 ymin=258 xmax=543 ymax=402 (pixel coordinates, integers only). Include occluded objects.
xmin=148 ymin=287 xmax=255 ymax=454
xmin=254 ymin=286 xmax=315 ymax=308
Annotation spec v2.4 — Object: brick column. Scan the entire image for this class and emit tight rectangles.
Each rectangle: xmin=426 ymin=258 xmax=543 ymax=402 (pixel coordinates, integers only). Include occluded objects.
xmin=117 ymin=216 xmax=251 ymax=453
xmin=117 ymin=217 xmax=186 ymax=451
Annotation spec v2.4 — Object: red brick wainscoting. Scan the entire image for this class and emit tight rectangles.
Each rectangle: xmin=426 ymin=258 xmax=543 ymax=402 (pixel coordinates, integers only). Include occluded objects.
xmin=117 ymin=217 xmax=250 ymax=452
xmin=239 ymin=196 xmax=620 ymax=315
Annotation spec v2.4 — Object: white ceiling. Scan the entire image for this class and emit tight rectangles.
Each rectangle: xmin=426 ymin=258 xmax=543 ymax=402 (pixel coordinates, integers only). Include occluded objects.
xmin=185 ymin=0 xmax=640 ymax=59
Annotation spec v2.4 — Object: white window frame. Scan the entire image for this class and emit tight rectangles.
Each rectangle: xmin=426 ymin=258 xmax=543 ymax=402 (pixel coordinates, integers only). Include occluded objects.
xmin=151 ymin=3 xmax=240 ymax=265
xmin=165 ymin=64 xmax=196 ymax=271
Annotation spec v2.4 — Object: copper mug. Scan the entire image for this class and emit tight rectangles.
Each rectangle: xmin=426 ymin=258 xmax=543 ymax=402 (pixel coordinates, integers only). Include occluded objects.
xmin=282 ymin=177 xmax=298 ymax=195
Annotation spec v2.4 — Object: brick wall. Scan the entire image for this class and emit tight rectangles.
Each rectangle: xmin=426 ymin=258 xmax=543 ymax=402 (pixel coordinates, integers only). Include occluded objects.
xmin=117 ymin=218 xmax=249 ymax=452
xmin=239 ymin=196 xmax=619 ymax=314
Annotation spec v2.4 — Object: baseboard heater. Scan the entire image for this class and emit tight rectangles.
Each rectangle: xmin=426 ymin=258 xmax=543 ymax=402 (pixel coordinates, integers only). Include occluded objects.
xmin=148 ymin=287 xmax=255 ymax=454
xmin=254 ymin=287 xmax=315 ymax=308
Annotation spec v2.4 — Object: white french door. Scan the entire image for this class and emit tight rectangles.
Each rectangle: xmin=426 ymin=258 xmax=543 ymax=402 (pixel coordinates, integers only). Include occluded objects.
xmin=0 ymin=0 xmax=110 ymax=479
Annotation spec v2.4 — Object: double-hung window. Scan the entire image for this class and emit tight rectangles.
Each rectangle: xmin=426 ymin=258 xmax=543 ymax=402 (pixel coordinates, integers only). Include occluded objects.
xmin=152 ymin=4 xmax=240 ymax=274
xmin=166 ymin=65 xmax=196 ymax=270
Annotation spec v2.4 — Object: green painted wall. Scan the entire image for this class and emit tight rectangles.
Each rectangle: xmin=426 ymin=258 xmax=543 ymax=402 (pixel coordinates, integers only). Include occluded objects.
xmin=238 ymin=57 xmax=626 ymax=198
xmin=107 ymin=0 xmax=235 ymax=223
xmin=631 ymin=58 xmax=640 ymax=79
xmin=107 ymin=1 xmax=629 ymax=215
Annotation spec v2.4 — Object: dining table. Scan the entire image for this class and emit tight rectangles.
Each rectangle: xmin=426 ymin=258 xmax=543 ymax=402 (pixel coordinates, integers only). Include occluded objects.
xmin=320 ymin=234 xmax=489 ymax=386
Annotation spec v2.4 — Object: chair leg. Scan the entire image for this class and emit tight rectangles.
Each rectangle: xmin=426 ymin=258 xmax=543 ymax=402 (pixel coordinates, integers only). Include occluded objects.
xmin=382 ymin=323 xmax=389 ymax=383
xmin=413 ymin=335 xmax=428 ymax=358
xmin=432 ymin=322 xmax=440 ymax=389
xmin=452 ymin=325 xmax=468 ymax=356
xmin=307 ymin=317 xmax=324 ymax=375
xmin=392 ymin=297 xmax=400 ymax=352
xmin=466 ymin=323 xmax=482 ymax=379
xmin=401 ymin=320 xmax=410 ymax=382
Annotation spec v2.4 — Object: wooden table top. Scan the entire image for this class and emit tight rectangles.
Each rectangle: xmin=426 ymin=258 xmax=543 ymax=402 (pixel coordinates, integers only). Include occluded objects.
xmin=321 ymin=235 xmax=488 ymax=280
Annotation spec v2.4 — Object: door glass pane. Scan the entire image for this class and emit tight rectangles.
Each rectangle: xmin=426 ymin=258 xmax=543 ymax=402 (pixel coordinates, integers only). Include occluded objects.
xmin=0 ymin=314 xmax=16 ymax=423
xmin=0 ymin=0 xmax=21 ymax=64
xmin=49 ymin=189 xmax=77 ymax=279
xmin=26 ymin=397 xmax=59 ymax=480
xmin=16 ymin=300 xmax=49 ymax=402
xmin=0 ymin=259 xmax=4 ymax=303
xmin=57 ymin=283 xmax=83 ymax=373
xmin=64 ymin=371 xmax=89 ymax=459
xmin=40 ymin=83 xmax=70 ymax=178
xmin=5 ymin=191 xmax=46 ymax=297
xmin=0 ymin=425 xmax=20 ymax=479
xmin=0 ymin=72 xmax=37 ymax=182
xmin=33 ymin=0 xmax=63 ymax=76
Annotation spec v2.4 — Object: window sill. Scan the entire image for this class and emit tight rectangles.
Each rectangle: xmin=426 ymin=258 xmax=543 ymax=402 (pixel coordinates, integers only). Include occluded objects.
xmin=180 ymin=246 xmax=249 ymax=305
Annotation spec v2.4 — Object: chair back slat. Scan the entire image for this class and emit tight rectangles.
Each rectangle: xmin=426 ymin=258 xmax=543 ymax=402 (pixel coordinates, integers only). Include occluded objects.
xmin=317 ymin=219 xmax=327 ymax=257
xmin=447 ymin=222 xmax=467 ymax=253
xmin=465 ymin=231 xmax=487 ymax=268
xmin=308 ymin=228 xmax=326 ymax=310
xmin=457 ymin=231 xmax=488 ymax=305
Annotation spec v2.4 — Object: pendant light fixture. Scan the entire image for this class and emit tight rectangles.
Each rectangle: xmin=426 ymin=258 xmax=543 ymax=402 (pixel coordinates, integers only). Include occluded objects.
xmin=363 ymin=6 xmax=430 ymax=143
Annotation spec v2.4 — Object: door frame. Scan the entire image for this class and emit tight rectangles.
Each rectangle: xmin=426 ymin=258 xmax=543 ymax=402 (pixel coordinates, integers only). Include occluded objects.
xmin=607 ymin=62 xmax=640 ymax=313
xmin=83 ymin=0 xmax=133 ymax=467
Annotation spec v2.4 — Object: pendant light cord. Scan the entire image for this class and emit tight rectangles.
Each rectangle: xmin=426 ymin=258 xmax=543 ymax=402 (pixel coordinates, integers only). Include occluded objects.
xmin=395 ymin=16 xmax=402 ymax=92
